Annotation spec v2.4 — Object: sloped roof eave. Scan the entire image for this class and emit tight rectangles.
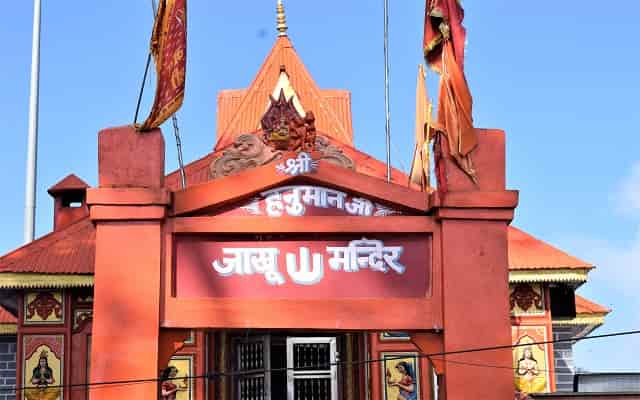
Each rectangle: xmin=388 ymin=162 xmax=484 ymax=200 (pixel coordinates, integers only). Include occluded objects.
xmin=508 ymin=268 xmax=590 ymax=284
xmin=552 ymin=313 xmax=608 ymax=326
xmin=0 ymin=273 xmax=94 ymax=289
xmin=0 ymin=324 xmax=16 ymax=335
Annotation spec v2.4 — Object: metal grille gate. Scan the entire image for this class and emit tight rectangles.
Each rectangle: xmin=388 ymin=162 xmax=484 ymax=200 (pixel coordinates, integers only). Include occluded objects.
xmin=234 ymin=336 xmax=271 ymax=400
xmin=287 ymin=337 xmax=338 ymax=400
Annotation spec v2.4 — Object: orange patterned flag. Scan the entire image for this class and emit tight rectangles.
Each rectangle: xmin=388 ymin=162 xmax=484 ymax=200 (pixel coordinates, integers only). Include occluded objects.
xmin=423 ymin=0 xmax=466 ymax=72
xmin=138 ymin=0 xmax=187 ymax=131
xmin=423 ymin=0 xmax=478 ymax=187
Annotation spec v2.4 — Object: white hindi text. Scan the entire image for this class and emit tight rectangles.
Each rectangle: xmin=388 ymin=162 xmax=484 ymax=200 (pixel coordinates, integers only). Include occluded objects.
xmin=211 ymin=240 xmax=405 ymax=285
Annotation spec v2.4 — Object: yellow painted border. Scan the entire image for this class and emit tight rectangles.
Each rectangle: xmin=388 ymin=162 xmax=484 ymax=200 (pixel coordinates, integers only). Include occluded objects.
xmin=0 ymin=273 xmax=93 ymax=289
xmin=553 ymin=313 xmax=607 ymax=326
xmin=0 ymin=323 xmax=16 ymax=334
xmin=509 ymin=269 xmax=589 ymax=284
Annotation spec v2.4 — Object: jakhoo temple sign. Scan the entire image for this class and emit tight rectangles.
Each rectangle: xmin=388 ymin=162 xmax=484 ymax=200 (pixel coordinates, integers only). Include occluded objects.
xmin=175 ymin=235 xmax=430 ymax=297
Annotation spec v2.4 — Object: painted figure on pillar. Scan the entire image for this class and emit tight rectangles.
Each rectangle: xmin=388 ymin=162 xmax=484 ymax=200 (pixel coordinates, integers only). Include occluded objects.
xmin=161 ymin=366 xmax=189 ymax=400
xmin=515 ymin=346 xmax=546 ymax=393
xmin=25 ymin=350 xmax=59 ymax=400
xmin=385 ymin=360 xmax=418 ymax=400
xmin=512 ymin=327 xmax=550 ymax=393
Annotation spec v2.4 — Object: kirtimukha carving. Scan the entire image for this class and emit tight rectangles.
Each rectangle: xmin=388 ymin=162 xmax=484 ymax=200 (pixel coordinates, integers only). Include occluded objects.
xmin=210 ymin=88 xmax=355 ymax=178
xmin=210 ymin=134 xmax=280 ymax=179
xmin=510 ymin=283 xmax=543 ymax=312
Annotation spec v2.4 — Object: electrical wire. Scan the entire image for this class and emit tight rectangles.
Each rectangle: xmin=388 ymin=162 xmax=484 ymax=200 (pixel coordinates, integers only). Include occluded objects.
xmin=3 ymin=328 xmax=638 ymax=394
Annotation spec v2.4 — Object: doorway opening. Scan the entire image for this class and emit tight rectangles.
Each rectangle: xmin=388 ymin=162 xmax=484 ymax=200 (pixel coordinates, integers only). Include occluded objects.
xmin=221 ymin=332 xmax=358 ymax=400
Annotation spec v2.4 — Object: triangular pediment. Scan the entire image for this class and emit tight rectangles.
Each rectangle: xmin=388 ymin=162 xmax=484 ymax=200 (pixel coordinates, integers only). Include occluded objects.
xmin=172 ymin=154 xmax=429 ymax=217
xmin=215 ymin=36 xmax=353 ymax=150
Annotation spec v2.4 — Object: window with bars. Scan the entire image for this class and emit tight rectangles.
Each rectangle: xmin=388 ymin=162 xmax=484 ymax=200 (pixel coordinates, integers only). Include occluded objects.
xmin=231 ymin=335 xmax=339 ymax=400
xmin=233 ymin=336 xmax=271 ymax=400
xmin=287 ymin=338 xmax=338 ymax=400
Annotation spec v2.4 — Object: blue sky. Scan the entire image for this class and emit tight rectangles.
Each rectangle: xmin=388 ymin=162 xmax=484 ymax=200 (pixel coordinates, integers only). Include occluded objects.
xmin=2 ymin=1 xmax=639 ymax=372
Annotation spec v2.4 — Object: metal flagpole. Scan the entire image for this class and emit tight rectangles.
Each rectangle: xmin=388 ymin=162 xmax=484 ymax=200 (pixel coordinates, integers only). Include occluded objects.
xmin=24 ymin=0 xmax=41 ymax=243
xmin=383 ymin=0 xmax=391 ymax=182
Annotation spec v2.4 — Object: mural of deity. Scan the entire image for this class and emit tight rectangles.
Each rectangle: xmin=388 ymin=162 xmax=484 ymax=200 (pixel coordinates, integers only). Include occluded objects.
xmin=515 ymin=346 xmax=547 ymax=394
xmin=25 ymin=350 xmax=60 ymax=400
xmin=512 ymin=327 xmax=550 ymax=394
xmin=385 ymin=361 xmax=418 ymax=400
xmin=160 ymin=365 xmax=189 ymax=400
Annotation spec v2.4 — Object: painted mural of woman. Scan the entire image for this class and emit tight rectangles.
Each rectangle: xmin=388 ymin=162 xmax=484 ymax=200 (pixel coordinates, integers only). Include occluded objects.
xmin=160 ymin=366 xmax=188 ymax=400
xmin=515 ymin=346 xmax=547 ymax=393
xmin=386 ymin=361 xmax=418 ymax=400
xmin=25 ymin=350 xmax=60 ymax=400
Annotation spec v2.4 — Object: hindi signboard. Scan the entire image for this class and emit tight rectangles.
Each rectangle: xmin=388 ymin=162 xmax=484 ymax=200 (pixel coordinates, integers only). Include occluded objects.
xmin=174 ymin=235 xmax=430 ymax=299
xmin=215 ymin=185 xmax=404 ymax=217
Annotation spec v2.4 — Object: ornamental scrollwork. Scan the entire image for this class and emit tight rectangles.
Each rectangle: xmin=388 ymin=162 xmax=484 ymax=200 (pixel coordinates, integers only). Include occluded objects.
xmin=73 ymin=310 xmax=93 ymax=333
xmin=510 ymin=283 xmax=543 ymax=313
xmin=209 ymin=134 xmax=281 ymax=179
xmin=26 ymin=292 xmax=63 ymax=322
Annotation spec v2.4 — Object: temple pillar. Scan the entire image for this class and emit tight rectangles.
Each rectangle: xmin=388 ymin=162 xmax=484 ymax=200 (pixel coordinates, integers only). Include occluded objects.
xmin=87 ymin=126 xmax=168 ymax=400
xmin=436 ymin=129 xmax=517 ymax=400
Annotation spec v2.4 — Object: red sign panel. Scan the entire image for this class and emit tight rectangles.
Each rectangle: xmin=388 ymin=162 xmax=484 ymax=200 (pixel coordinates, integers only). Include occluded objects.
xmin=214 ymin=185 xmax=404 ymax=217
xmin=174 ymin=235 xmax=430 ymax=299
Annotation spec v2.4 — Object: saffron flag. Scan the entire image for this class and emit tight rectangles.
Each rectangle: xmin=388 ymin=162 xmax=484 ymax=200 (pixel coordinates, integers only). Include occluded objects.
xmin=138 ymin=0 xmax=187 ymax=131
xmin=423 ymin=0 xmax=466 ymax=72
xmin=409 ymin=64 xmax=433 ymax=190
xmin=437 ymin=41 xmax=476 ymax=176
xmin=423 ymin=0 xmax=478 ymax=186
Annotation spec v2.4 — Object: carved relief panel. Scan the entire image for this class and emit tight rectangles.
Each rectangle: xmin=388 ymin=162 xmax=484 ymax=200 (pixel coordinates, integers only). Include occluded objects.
xmin=509 ymin=283 xmax=545 ymax=316
xmin=24 ymin=292 xmax=64 ymax=325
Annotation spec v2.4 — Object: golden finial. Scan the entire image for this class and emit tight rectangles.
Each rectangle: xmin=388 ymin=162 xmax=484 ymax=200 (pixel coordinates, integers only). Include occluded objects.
xmin=276 ymin=0 xmax=288 ymax=37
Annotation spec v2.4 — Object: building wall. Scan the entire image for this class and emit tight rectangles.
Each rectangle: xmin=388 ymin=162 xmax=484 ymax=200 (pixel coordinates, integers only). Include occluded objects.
xmin=0 ymin=336 xmax=17 ymax=400
xmin=553 ymin=326 xmax=576 ymax=392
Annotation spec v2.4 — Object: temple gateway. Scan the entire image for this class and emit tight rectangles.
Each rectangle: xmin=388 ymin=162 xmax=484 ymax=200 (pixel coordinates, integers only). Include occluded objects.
xmin=0 ymin=4 xmax=608 ymax=400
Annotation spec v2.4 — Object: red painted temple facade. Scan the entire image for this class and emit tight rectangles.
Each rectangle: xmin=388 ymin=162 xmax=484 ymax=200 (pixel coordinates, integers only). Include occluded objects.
xmin=0 ymin=9 xmax=609 ymax=400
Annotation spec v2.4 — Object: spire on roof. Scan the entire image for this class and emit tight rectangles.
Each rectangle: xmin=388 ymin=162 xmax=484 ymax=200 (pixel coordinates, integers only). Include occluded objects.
xmin=276 ymin=0 xmax=288 ymax=37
